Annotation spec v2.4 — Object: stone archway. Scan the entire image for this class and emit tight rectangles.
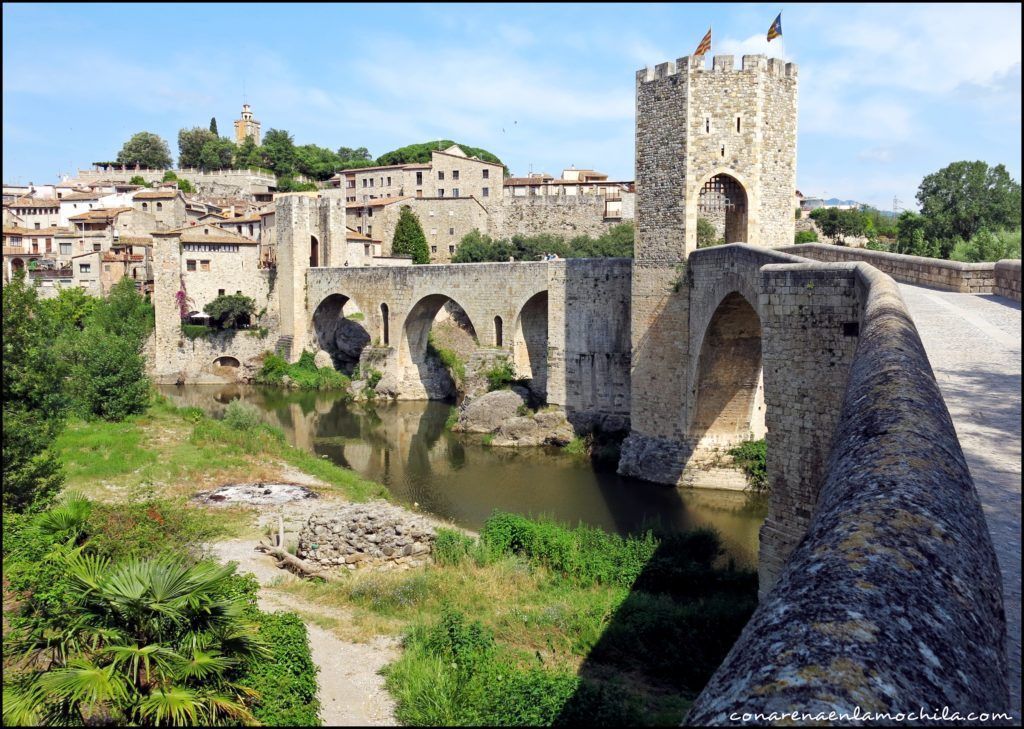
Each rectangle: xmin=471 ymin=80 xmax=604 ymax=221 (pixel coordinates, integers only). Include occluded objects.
xmin=690 ymin=291 xmax=765 ymax=455
xmin=512 ymin=291 xmax=549 ymax=399
xmin=697 ymin=173 xmax=749 ymax=244
xmin=311 ymin=293 xmax=370 ymax=375
xmin=400 ymin=294 xmax=478 ymax=400
xmin=11 ymin=258 xmax=25 ymax=275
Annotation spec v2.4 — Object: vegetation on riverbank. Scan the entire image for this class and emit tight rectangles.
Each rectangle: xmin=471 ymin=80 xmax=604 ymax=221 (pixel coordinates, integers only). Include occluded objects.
xmin=279 ymin=512 xmax=758 ymax=725
xmin=256 ymin=350 xmax=351 ymax=391
xmin=728 ymin=439 xmax=768 ymax=492
xmin=2 ymin=495 xmax=321 ymax=726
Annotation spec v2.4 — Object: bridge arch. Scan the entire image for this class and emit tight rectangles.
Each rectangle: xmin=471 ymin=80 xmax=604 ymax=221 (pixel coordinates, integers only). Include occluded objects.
xmin=689 ymin=289 xmax=765 ymax=451
xmin=400 ymin=293 xmax=479 ymax=400
xmin=512 ymin=290 xmax=549 ymax=399
xmin=311 ymin=293 xmax=370 ymax=375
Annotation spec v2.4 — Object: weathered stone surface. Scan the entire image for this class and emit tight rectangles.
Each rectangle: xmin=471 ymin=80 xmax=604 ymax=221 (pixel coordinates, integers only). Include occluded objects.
xmin=313 ymin=349 xmax=333 ymax=369
xmin=491 ymin=408 xmax=575 ymax=447
xmin=297 ymin=501 xmax=437 ymax=571
xmin=453 ymin=388 xmax=529 ymax=433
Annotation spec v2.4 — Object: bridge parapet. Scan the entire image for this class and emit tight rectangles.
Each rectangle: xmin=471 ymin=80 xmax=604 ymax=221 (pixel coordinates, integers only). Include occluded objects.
xmin=687 ymin=262 xmax=1008 ymax=721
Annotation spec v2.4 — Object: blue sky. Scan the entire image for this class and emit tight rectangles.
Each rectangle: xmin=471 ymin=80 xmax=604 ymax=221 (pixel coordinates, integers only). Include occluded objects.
xmin=3 ymin=3 xmax=1020 ymax=210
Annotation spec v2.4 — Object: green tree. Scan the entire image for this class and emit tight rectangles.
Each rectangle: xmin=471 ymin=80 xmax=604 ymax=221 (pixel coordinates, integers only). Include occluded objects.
xmin=917 ymin=161 xmax=1022 ymax=256
xmin=392 ymin=206 xmax=431 ymax=264
xmin=4 ymin=554 xmax=267 ymax=726
xmin=116 ymin=132 xmax=172 ymax=169
xmin=209 ymin=116 xmax=219 ymax=135
xmin=894 ymin=211 xmax=933 ymax=256
xmin=2 ymin=273 xmax=66 ymax=512
xmin=452 ymin=230 xmax=511 ymax=263
xmin=234 ymin=136 xmax=262 ymax=169
xmin=161 ymin=170 xmax=178 ymax=182
xmin=177 ymin=178 xmax=195 ymax=194
xmin=275 ymin=177 xmax=319 ymax=193
xmin=295 ymin=144 xmax=343 ymax=180
xmin=129 ymin=175 xmax=151 ymax=188
xmin=204 ymin=293 xmax=256 ymax=329
xmin=177 ymin=127 xmax=217 ymax=168
xmin=71 ymin=328 xmax=151 ymax=421
xmin=949 ymin=228 xmax=1022 ymax=263
xmin=199 ymin=137 xmax=235 ymax=171
xmin=696 ymin=218 xmax=718 ymax=248
xmin=261 ymin=128 xmax=297 ymax=176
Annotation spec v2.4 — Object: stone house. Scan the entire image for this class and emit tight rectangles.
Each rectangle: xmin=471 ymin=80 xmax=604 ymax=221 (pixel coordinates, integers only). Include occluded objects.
xmin=132 ymin=189 xmax=187 ymax=229
xmin=153 ymin=224 xmax=262 ymax=315
xmin=5 ymin=195 xmax=60 ymax=229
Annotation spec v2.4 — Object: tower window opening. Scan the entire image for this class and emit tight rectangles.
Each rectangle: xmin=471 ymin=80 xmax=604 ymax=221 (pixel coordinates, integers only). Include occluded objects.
xmin=705 ymin=118 xmax=710 ymax=133
xmin=721 ymin=145 xmax=726 ymax=157
xmin=736 ymin=117 xmax=741 ymax=133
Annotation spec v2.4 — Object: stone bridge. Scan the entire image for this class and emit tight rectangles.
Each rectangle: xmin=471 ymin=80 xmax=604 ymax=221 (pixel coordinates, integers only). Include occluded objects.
xmin=300 ymin=257 xmax=633 ymax=431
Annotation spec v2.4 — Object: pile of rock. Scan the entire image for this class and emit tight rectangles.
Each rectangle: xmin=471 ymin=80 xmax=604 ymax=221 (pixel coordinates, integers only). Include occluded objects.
xmin=297 ymin=501 xmax=436 ymax=571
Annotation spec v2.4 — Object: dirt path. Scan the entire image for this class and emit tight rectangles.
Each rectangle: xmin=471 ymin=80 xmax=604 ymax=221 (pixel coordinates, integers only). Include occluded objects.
xmin=212 ymin=535 xmax=400 ymax=726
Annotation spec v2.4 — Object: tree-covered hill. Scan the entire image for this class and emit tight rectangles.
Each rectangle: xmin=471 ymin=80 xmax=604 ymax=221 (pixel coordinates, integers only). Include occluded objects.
xmin=373 ymin=141 xmax=505 ymax=171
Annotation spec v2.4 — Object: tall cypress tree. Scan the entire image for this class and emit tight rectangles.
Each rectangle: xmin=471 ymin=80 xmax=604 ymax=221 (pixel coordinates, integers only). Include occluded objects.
xmin=391 ymin=207 xmax=430 ymax=264
xmin=209 ymin=117 xmax=219 ymax=135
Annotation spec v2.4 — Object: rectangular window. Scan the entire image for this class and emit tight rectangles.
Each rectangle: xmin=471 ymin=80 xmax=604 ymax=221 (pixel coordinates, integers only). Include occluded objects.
xmin=438 ymin=189 xmax=445 ymax=197
xmin=452 ymin=188 xmax=460 ymax=197
xmin=431 ymin=245 xmax=437 ymax=253
xmin=369 ymin=178 xmax=374 ymax=187
xmin=367 ymin=226 xmax=372 ymax=235
xmin=416 ymin=189 xmax=423 ymax=197
xmin=386 ymin=176 xmax=391 ymax=186
xmin=363 ymin=179 xmax=368 ymax=188
xmin=34 ymin=222 xmax=41 ymax=230
xmin=93 ymin=243 xmax=101 ymax=252
xmin=448 ymin=245 xmax=455 ymax=253
xmin=452 ymin=170 xmax=459 ymax=180
xmin=60 ymin=242 xmax=72 ymax=255
xmin=218 ymin=289 xmax=225 ymax=296
xmin=31 ymin=240 xmax=39 ymax=253
xmin=104 ymin=264 xmax=111 ymax=272
xmin=46 ymin=238 xmax=52 ymax=253
xmin=483 ymin=169 xmax=489 ymax=179
xmin=438 ymin=171 xmax=444 ymax=180
xmin=79 ymin=263 xmax=91 ymax=274
xmin=416 ymin=171 xmax=423 ymax=185
xmin=200 ymin=260 xmax=210 ymax=271
xmin=448 ymin=227 xmax=454 ymax=235
xmin=186 ymin=260 xmax=196 ymax=271
xmin=430 ymin=229 xmax=437 ymax=235
xmin=367 ymin=208 xmax=373 ymax=217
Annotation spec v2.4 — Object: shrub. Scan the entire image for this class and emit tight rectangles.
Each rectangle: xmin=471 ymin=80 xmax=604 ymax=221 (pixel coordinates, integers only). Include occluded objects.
xmin=696 ymin=217 xmax=717 ymax=248
xmin=256 ymin=352 xmax=289 ymax=385
xmin=204 ymin=293 xmax=256 ymax=330
xmin=180 ymin=322 xmax=213 ymax=339
xmin=794 ymin=230 xmax=818 ymax=244
xmin=223 ymin=400 xmax=264 ymax=431
xmin=238 ymin=612 xmax=321 ymax=726
xmin=485 ymin=360 xmax=516 ymax=391
xmin=366 ymin=368 xmax=383 ymax=389
xmin=728 ymin=438 xmax=767 ymax=491
xmin=71 ymin=329 xmax=150 ymax=421
xmin=427 ymin=334 xmax=465 ymax=386
xmin=433 ymin=528 xmax=476 ymax=567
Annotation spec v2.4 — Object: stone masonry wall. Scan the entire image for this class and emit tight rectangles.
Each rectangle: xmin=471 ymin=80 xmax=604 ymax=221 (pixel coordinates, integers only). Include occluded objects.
xmin=995 ymin=259 xmax=1022 ymax=302
xmin=491 ymin=195 xmax=624 ymax=241
xmin=783 ymin=243 xmax=999 ymax=293
xmin=298 ymin=502 xmax=436 ymax=571
xmin=687 ymin=262 xmax=1008 ymax=722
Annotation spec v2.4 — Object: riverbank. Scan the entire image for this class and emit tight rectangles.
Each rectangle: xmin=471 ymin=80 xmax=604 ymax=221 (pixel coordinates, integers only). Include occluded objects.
xmin=13 ymin=394 xmax=761 ymax=726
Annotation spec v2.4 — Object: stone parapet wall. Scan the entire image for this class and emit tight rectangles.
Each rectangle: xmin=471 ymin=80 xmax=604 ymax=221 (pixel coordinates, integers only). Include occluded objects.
xmin=995 ymin=259 xmax=1022 ymax=302
xmin=687 ymin=262 xmax=1008 ymax=722
xmin=783 ymin=243 xmax=999 ymax=293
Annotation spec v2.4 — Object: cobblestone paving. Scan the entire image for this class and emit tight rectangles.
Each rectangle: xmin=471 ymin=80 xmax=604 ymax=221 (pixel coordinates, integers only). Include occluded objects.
xmin=899 ymin=284 xmax=1021 ymax=719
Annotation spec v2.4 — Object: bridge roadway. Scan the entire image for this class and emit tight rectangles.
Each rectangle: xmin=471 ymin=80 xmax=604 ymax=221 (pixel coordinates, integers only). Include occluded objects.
xmin=899 ymin=283 xmax=1021 ymax=718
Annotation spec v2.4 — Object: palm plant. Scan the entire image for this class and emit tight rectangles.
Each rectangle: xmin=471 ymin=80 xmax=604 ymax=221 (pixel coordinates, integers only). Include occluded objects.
xmin=4 ymin=552 xmax=269 ymax=726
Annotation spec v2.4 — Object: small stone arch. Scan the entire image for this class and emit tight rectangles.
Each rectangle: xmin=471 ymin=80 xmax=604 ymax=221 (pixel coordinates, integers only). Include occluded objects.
xmin=11 ymin=258 xmax=25 ymax=274
xmin=213 ymin=356 xmax=240 ymax=368
xmin=310 ymin=235 xmax=320 ymax=268
xmin=512 ymin=291 xmax=549 ymax=399
xmin=311 ymin=293 xmax=370 ymax=374
xmin=494 ymin=316 xmax=503 ymax=347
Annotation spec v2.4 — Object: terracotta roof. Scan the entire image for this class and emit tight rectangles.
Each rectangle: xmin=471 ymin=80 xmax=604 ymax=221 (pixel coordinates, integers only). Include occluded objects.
xmin=7 ymin=196 xmax=60 ymax=208
xmin=133 ymin=189 xmax=181 ymax=200
xmin=219 ymin=213 xmax=262 ymax=224
xmin=345 ymin=195 xmax=412 ymax=210
xmin=345 ymin=227 xmax=380 ymax=243
xmin=3 ymin=225 xmax=69 ymax=236
xmin=102 ymin=253 xmax=145 ymax=263
xmin=69 ymin=207 xmax=133 ymax=222
xmin=152 ymin=225 xmax=258 ymax=245
xmin=61 ymin=191 xmax=103 ymax=201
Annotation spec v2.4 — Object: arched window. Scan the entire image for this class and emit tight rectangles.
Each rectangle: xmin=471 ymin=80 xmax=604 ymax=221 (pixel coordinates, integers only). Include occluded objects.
xmin=380 ymin=303 xmax=390 ymax=345
xmin=156 ymin=202 xmax=163 ymax=211
xmin=141 ymin=202 xmax=148 ymax=211
xmin=494 ymin=316 xmax=503 ymax=347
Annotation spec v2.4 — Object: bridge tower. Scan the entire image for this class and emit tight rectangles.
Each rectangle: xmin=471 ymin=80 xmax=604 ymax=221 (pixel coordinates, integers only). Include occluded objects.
xmin=621 ymin=54 xmax=799 ymax=484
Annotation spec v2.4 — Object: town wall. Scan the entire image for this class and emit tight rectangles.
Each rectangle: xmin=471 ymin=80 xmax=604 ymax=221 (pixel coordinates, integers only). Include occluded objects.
xmin=491 ymin=195 xmax=625 ymax=240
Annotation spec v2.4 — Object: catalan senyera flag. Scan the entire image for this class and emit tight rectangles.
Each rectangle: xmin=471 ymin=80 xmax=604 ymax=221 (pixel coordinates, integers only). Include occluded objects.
xmin=767 ymin=13 xmax=782 ymax=42
xmin=694 ymin=27 xmax=712 ymax=56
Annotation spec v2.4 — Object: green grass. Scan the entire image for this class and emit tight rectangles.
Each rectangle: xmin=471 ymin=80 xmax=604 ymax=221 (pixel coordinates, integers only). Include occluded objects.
xmin=427 ymin=333 xmax=466 ymax=386
xmin=277 ymin=512 xmax=756 ymax=725
xmin=563 ymin=436 xmax=588 ymax=456
xmin=444 ymin=406 xmax=460 ymax=430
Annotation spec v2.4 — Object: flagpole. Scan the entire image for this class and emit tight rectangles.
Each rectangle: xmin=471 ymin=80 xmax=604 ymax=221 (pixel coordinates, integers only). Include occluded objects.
xmin=780 ymin=9 xmax=785 ymax=61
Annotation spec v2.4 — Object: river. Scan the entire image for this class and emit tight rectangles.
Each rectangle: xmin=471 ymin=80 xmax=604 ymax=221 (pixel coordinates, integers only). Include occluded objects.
xmin=159 ymin=384 xmax=767 ymax=567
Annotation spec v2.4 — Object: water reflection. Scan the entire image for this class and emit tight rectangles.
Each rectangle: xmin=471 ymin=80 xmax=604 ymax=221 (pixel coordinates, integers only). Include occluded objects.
xmin=159 ymin=384 xmax=767 ymax=567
